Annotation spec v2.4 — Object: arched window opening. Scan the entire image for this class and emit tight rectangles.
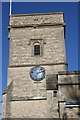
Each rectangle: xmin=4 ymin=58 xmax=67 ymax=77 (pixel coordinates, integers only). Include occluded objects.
xmin=34 ymin=43 xmax=40 ymax=56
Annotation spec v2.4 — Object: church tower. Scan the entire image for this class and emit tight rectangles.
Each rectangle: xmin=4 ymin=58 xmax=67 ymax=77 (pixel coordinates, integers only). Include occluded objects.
xmin=2 ymin=12 xmax=67 ymax=118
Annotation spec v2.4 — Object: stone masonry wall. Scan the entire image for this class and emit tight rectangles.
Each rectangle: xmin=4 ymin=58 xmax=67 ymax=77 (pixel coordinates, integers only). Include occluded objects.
xmin=58 ymin=72 xmax=80 ymax=101
xmin=58 ymin=72 xmax=80 ymax=118
xmin=9 ymin=13 xmax=66 ymax=66
xmin=10 ymin=13 xmax=64 ymax=27
xmin=9 ymin=26 xmax=66 ymax=66
xmin=3 ymin=13 xmax=67 ymax=118
xmin=2 ymin=94 xmax=6 ymax=118
xmin=8 ymin=64 xmax=66 ymax=99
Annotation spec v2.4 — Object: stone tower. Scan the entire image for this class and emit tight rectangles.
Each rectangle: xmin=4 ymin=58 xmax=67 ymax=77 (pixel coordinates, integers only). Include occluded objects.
xmin=2 ymin=12 xmax=68 ymax=118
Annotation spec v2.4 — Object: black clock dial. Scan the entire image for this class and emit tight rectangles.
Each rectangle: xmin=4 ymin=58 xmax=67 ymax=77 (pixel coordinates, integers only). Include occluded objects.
xmin=30 ymin=66 xmax=45 ymax=81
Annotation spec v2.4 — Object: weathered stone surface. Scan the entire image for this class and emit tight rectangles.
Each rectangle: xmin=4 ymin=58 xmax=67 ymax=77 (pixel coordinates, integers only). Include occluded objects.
xmin=66 ymin=107 xmax=79 ymax=118
xmin=58 ymin=72 xmax=80 ymax=119
xmin=58 ymin=74 xmax=80 ymax=101
xmin=2 ymin=94 xmax=6 ymax=118
xmin=10 ymin=12 xmax=64 ymax=27
xmin=7 ymin=65 xmax=66 ymax=99
xmin=3 ymin=12 xmax=80 ymax=119
xmin=10 ymin=100 xmax=49 ymax=118
xmin=9 ymin=27 xmax=66 ymax=66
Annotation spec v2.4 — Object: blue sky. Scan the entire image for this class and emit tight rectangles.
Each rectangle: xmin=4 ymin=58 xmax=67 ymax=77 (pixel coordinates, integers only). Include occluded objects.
xmin=1 ymin=3 xmax=79 ymax=117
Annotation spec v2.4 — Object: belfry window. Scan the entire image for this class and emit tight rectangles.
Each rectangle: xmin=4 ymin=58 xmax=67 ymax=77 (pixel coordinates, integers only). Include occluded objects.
xmin=34 ymin=43 xmax=40 ymax=56
xmin=28 ymin=39 xmax=45 ymax=57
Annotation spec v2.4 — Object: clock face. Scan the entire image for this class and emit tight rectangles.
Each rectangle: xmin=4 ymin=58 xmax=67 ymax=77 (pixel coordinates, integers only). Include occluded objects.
xmin=30 ymin=66 xmax=45 ymax=81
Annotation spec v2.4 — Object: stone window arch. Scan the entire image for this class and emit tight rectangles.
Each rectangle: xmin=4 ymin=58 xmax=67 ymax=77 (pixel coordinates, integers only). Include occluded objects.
xmin=28 ymin=38 xmax=46 ymax=57
xmin=31 ymin=40 xmax=44 ymax=57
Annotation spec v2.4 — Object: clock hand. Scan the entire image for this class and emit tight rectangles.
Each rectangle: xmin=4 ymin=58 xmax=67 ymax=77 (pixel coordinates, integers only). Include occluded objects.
xmin=37 ymin=70 xmax=44 ymax=74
